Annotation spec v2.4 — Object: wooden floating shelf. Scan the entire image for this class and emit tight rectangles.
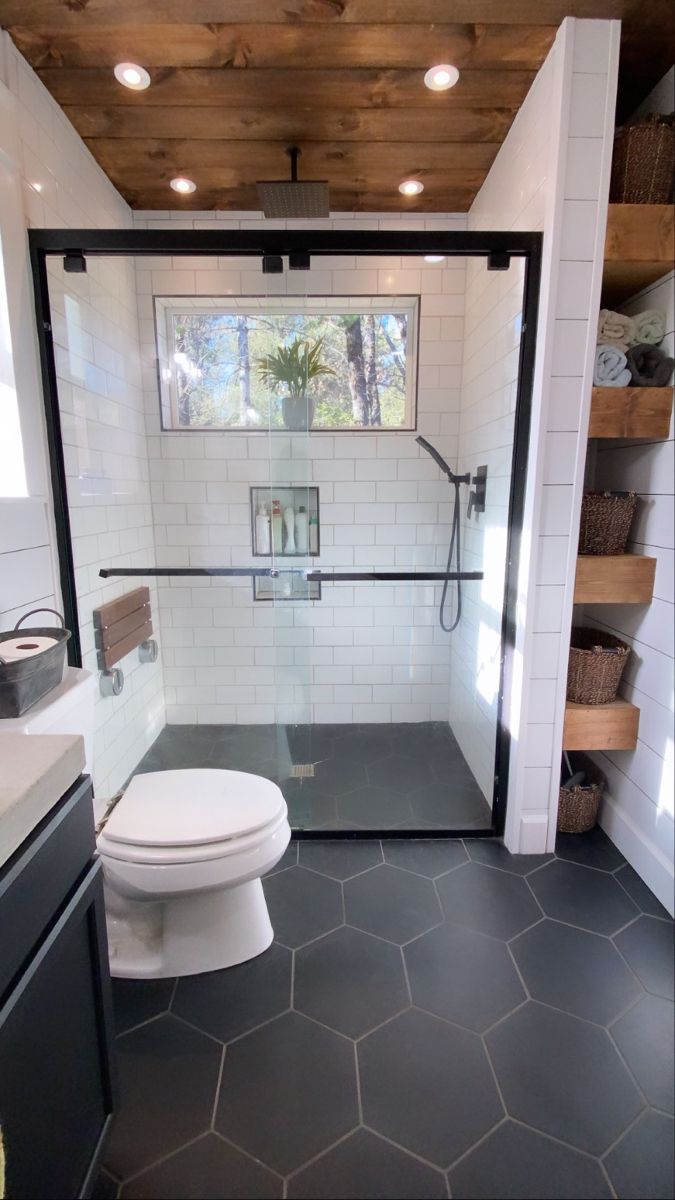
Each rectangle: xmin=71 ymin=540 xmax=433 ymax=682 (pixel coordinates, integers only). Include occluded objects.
xmin=575 ymin=554 xmax=656 ymax=605
xmin=589 ymin=386 xmax=673 ymax=439
xmin=563 ymin=699 xmax=639 ymax=751
xmin=602 ymin=204 xmax=674 ymax=306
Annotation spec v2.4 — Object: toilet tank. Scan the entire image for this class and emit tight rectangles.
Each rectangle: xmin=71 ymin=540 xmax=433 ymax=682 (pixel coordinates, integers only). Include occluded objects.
xmin=0 ymin=667 xmax=96 ymax=773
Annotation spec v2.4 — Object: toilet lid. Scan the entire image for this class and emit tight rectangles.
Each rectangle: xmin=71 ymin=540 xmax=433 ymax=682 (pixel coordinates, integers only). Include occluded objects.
xmin=103 ymin=769 xmax=286 ymax=848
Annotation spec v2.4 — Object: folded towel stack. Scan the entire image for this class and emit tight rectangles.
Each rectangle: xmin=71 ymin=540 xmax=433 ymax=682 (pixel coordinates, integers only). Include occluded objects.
xmin=594 ymin=344 xmax=632 ymax=387
xmin=595 ymin=307 xmax=672 ymax=387
xmin=598 ymin=309 xmax=636 ymax=351
xmin=626 ymin=343 xmax=675 ymax=387
xmin=629 ymin=309 xmax=667 ymax=347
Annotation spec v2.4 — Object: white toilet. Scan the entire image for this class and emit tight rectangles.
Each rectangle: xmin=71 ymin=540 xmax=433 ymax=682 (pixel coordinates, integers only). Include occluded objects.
xmin=98 ymin=768 xmax=290 ymax=978
xmin=0 ymin=669 xmax=291 ymax=979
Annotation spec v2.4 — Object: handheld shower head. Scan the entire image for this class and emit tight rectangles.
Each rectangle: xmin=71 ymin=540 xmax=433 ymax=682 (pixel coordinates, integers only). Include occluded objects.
xmin=416 ymin=435 xmax=470 ymax=485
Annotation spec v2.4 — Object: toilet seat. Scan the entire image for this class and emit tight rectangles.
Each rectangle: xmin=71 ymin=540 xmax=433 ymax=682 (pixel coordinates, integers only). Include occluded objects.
xmin=98 ymin=768 xmax=287 ymax=865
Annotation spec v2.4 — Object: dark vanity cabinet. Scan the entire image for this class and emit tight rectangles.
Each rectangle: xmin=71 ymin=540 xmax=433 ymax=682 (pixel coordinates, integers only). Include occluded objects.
xmin=0 ymin=775 xmax=116 ymax=1199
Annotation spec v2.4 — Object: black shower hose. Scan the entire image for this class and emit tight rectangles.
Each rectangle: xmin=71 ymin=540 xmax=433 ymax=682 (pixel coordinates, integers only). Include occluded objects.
xmin=439 ymin=479 xmax=462 ymax=632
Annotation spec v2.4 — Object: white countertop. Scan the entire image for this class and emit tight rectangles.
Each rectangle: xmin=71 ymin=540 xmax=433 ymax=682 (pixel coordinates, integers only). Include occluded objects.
xmin=0 ymin=733 xmax=86 ymax=869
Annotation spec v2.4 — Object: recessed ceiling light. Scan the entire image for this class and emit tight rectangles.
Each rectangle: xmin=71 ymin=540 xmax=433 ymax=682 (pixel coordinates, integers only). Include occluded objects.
xmin=399 ymin=179 xmax=424 ymax=196
xmin=424 ymin=255 xmax=445 ymax=263
xmin=424 ymin=64 xmax=460 ymax=91
xmin=170 ymin=177 xmax=197 ymax=194
xmin=114 ymin=62 xmax=151 ymax=91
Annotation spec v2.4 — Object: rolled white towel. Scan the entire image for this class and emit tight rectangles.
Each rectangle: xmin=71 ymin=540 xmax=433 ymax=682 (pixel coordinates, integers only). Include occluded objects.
xmin=598 ymin=308 xmax=636 ymax=351
xmin=629 ymin=309 xmax=667 ymax=346
xmin=594 ymin=344 xmax=632 ymax=387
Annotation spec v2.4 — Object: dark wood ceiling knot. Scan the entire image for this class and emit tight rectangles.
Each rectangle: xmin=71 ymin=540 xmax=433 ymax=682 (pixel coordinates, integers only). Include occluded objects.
xmin=64 ymin=0 xmax=89 ymax=10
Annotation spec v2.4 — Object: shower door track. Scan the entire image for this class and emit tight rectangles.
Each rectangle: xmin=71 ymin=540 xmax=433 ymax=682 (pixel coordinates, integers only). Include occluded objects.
xmin=98 ymin=568 xmax=484 ymax=583
xmin=29 ymin=225 xmax=542 ymax=841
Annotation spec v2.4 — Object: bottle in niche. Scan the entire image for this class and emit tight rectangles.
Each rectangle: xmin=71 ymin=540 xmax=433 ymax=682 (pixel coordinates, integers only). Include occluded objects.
xmin=255 ymin=503 xmax=270 ymax=555
xmin=295 ymin=505 xmax=308 ymax=555
xmin=309 ymin=513 xmax=319 ymax=554
xmin=283 ymin=505 xmax=296 ymax=554
xmin=271 ymin=499 xmax=283 ymax=554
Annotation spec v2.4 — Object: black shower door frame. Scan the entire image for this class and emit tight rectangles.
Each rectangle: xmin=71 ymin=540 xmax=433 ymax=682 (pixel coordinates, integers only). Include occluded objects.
xmin=29 ymin=227 xmax=542 ymax=839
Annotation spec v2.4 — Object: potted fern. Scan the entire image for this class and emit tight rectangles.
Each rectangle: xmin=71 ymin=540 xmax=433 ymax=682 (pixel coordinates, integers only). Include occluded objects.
xmin=256 ymin=337 xmax=333 ymax=430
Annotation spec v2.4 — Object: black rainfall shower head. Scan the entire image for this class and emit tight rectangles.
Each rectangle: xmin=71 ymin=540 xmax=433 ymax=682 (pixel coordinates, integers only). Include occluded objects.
xmin=257 ymin=147 xmax=330 ymax=219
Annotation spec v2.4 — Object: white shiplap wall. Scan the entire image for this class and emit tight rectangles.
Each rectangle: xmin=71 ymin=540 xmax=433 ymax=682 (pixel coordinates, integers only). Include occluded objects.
xmin=589 ymin=271 xmax=674 ymax=913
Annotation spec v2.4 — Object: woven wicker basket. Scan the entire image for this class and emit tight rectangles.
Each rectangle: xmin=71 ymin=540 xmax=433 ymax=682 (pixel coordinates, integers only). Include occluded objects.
xmin=558 ymin=754 xmax=606 ymax=834
xmin=610 ymin=115 xmax=675 ymax=204
xmin=567 ymin=627 xmax=631 ymax=705
xmin=579 ymin=491 xmax=637 ymax=556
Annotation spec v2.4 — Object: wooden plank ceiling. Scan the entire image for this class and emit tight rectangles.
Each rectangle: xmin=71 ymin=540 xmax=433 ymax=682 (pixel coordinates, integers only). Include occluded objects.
xmin=1 ymin=0 xmax=673 ymax=212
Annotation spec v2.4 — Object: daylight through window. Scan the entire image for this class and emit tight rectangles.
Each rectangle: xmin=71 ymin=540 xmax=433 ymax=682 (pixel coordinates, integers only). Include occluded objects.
xmin=155 ymin=297 xmax=418 ymax=431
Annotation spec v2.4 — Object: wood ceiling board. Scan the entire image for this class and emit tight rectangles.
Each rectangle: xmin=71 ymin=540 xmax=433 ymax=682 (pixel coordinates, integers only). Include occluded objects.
xmin=0 ymin=2 xmax=629 ymax=25
xmin=8 ymin=23 xmax=556 ymax=71
xmin=64 ymin=105 xmax=518 ymax=143
xmin=35 ymin=67 xmax=538 ymax=110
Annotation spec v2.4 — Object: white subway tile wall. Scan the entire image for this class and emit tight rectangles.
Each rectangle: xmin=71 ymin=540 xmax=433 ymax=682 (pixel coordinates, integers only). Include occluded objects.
xmin=0 ymin=34 xmax=165 ymax=800
xmin=133 ymin=237 xmax=481 ymax=727
xmin=468 ymin=18 xmax=621 ymax=851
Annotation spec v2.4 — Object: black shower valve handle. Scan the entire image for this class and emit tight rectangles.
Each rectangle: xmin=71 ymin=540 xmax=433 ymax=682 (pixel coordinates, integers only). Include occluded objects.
xmin=467 ymin=465 xmax=488 ymax=518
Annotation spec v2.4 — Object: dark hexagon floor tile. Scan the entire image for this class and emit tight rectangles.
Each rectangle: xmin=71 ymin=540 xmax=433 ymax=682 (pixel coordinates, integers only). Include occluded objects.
xmin=358 ymin=1008 xmax=502 ymax=1168
xmin=611 ymin=995 xmax=675 ymax=1113
xmin=119 ymin=1132 xmax=283 ymax=1199
xmin=614 ymin=864 xmax=671 ymax=918
xmin=92 ymin=1170 xmax=120 ymax=1200
xmin=405 ymin=921 xmax=525 ymax=1033
xmin=283 ymin=781 xmax=338 ymax=829
xmin=344 ymin=863 xmax=442 ymax=944
xmin=285 ymin=724 xmax=336 ymax=763
xmin=614 ymin=916 xmax=675 ymax=1000
xmin=331 ymin=727 xmax=396 ymax=764
xmin=263 ymin=867 xmax=343 ymax=948
xmin=102 ymin=1015 xmax=222 ymax=1180
xmin=111 ymin=977 xmax=175 ymax=1035
xmin=366 ymin=754 xmax=434 ymax=794
xmin=436 ymin=861 xmax=541 ymax=941
xmin=298 ymin=839 xmax=383 ymax=880
xmin=172 ymin=943 xmax=292 ymax=1043
xmin=604 ymin=1110 xmax=675 ymax=1200
xmin=337 ymin=785 xmax=412 ymax=827
xmin=382 ymin=838 xmax=467 ymax=878
xmin=528 ymin=860 xmax=638 ymax=936
xmin=295 ymin=925 xmax=408 ymax=1038
xmin=409 ymin=780 xmax=488 ymax=826
xmin=448 ymin=1119 xmax=612 ymax=1199
xmin=555 ymin=828 xmax=625 ymax=872
xmin=465 ymin=839 xmax=553 ymax=876
xmin=215 ymin=1012 xmax=358 ymax=1175
xmin=486 ymin=1002 xmax=643 ymax=1156
xmin=287 ymin=1128 xmax=447 ymax=1198
xmin=511 ymin=920 xmax=641 ymax=1026
xmin=313 ymin=758 xmax=368 ymax=796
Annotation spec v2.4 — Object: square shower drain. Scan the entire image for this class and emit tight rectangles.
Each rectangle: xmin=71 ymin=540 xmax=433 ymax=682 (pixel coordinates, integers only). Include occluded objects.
xmin=290 ymin=763 xmax=316 ymax=778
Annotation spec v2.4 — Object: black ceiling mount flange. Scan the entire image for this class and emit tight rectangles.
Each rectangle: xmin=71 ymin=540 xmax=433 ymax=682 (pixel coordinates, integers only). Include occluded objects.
xmin=63 ymin=251 xmax=87 ymax=273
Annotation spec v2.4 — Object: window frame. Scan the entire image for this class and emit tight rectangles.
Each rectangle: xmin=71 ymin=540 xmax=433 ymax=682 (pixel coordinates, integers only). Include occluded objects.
xmin=154 ymin=294 xmax=420 ymax=433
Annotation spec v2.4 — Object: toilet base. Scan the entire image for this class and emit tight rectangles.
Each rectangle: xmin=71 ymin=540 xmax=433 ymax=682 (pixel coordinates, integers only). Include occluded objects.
xmin=105 ymin=877 xmax=274 ymax=978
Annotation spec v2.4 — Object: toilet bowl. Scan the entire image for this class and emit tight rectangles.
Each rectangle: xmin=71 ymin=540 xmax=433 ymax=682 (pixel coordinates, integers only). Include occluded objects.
xmin=97 ymin=768 xmax=291 ymax=979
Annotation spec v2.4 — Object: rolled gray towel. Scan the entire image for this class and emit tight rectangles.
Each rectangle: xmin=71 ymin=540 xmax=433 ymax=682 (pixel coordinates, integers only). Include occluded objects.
xmin=598 ymin=308 xmax=636 ymax=351
xmin=594 ymin=344 xmax=632 ymax=386
xmin=627 ymin=343 xmax=675 ymax=387
xmin=629 ymin=309 xmax=667 ymax=346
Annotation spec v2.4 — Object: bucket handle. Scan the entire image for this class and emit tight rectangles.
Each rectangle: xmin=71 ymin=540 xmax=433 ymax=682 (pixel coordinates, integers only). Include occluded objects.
xmin=14 ymin=608 xmax=66 ymax=630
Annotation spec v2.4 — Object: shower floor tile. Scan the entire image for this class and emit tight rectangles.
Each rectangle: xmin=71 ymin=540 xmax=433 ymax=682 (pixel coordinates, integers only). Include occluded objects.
xmin=100 ymin=838 xmax=674 ymax=1200
xmin=133 ymin=721 xmax=491 ymax=832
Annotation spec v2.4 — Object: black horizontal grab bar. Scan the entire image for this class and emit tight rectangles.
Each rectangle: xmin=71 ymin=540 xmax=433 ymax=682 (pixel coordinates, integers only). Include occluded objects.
xmin=99 ymin=567 xmax=483 ymax=582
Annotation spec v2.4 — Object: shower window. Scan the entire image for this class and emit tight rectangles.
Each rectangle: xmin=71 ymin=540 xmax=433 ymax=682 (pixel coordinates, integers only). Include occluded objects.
xmin=155 ymin=295 xmax=419 ymax=431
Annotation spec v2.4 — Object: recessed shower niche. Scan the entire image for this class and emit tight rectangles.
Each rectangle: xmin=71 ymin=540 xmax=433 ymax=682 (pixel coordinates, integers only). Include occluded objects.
xmin=250 ymin=485 xmax=320 ymax=601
